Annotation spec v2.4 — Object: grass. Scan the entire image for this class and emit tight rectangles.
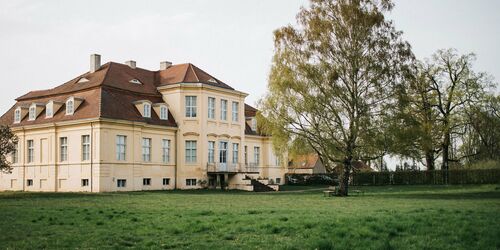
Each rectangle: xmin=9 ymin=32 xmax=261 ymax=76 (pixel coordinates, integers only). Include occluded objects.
xmin=0 ymin=185 xmax=499 ymax=249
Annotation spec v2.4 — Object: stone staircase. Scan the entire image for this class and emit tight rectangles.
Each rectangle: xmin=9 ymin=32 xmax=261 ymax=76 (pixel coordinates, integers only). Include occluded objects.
xmin=245 ymin=175 xmax=278 ymax=192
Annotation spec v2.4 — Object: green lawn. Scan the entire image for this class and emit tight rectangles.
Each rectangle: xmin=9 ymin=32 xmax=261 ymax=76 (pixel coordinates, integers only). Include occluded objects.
xmin=1 ymin=185 xmax=499 ymax=249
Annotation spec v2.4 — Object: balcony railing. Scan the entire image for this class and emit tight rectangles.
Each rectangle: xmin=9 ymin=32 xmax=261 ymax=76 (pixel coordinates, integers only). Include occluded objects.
xmin=207 ymin=163 xmax=260 ymax=173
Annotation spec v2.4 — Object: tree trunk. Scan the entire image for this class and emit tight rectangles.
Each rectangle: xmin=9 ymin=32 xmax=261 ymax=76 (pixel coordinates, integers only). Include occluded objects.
xmin=338 ymin=158 xmax=352 ymax=196
xmin=441 ymin=132 xmax=450 ymax=184
xmin=425 ymin=150 xmax=435 ymax=171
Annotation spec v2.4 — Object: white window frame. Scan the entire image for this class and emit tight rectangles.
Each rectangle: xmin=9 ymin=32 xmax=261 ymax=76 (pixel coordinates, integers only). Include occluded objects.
xmin=11 ymin=143 xmax=18 ymax=164
xmin=185 ymin=140 xmax=197 ymax=163
xmin=162 ymin=178 xmax=170 ymax=186
xmin=27 ymin=179 xmax=33 ymax=186
xmin=232 ymin=143 xmax=239 ymax=164
xmin=220 ymin=99 xmax=227 ymax=120
xmin=185 ymin=96 xmax=197 ymax=118
xmin=117 ymin=179 xmax=127 ymax=187
xmin=81 ymin=179 xmax=89 ymax=187
xmin=143 ymin=103 xmax=151 ymax=118
xmin=232 ymin=101 xmax=239 ymax=122
xmin=251 ymin=118 xmax=257 ymax=131
xmin=66 ymin=99 xmax=74 ymax=115
xmin=60 ymin=137 xmax=68 ymax=162
xmin=116 ymin=135 xmax=126 ymax=161
xmin=14 ymin=108 xmax=21 ymax=123
xmin=160 ymin=105 xmax=168 ymax=120
xmin=142 ymin=138 xmax=152 ymax=162
xmin=28 ymin=106 xmax=36 ymax=121
xmin=46 ymin=103 xmax=53 ymax=118
xmin=208 ymin=97 xmax=215 ymax=119
xmin=143 ymin=178 xmax=151 ymax=186
xmin=208 ymin=141 xmax=215 ymax=163
xmin=82 ymin=135 xmax=90 ymax=161
xmin=244 ymin=146 xmax=248 ymax=165
xmin=254 ymin=146 xmax=260 ymax=165
xmin=162 ymin=139 xmax=170 ymax=163
xmin=27 ymin=140 xmax=34 ymax=163
xmin=186 ymin=178 xmax=197 ymax=186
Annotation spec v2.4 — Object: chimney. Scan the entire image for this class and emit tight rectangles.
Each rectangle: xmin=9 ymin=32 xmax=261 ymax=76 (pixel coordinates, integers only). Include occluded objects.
xmin=160 ymin=61 xmax=172 ymax=70
xmin=125 ymin=60 xmax=136 ymax=69
xmin=90 ymin=54 xmax=101 ymax=73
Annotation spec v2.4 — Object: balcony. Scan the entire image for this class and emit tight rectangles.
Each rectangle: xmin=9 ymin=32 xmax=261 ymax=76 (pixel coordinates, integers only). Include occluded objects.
xmin=207 ymin=163 xmax=260 ymax=173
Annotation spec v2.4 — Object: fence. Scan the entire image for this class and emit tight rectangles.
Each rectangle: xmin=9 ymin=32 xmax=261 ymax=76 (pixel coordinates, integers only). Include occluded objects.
xmin=286 ymin=169 xmax=500 ymax=186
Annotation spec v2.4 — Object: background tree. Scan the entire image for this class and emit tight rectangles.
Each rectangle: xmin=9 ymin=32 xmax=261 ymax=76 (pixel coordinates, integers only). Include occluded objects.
xmin=258 ymin=0 xmax=413 ymax=196
xmin=0 ymin=125 xmax=18 ymax=173
xmin=389 ymin=62 xmax=441 ymax=170
xmin=424 ymin=49 xmax=492 ymax=183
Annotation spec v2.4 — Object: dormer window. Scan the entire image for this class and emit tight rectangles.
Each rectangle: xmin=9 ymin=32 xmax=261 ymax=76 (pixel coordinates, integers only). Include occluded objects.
xmin=46 ymin=105 xmax=53 ymax=117
xmin=130 ymin=79 xmax=141 ymax=84
xmin=143 ymin=103 xmax=151 ymax=118
xmin=28 ymin=106 xmax=36 ymax=121
xmin=66 ymin=99 xmax=74 ymax=115
xmin=160 ymin=105 xmax=168 ymax=120
xmin=14 ymin=108 xmax=21 ymax=123
xmin=251 ymin=117 xmax=257 ymax=131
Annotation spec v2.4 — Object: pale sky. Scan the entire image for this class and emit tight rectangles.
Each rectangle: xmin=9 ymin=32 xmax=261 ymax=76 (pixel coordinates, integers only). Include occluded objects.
xmin=1 ymin=0 xmax=499 ymax=116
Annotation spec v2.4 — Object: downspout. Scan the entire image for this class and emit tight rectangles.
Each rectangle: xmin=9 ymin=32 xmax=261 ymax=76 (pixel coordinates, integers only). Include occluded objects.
xmin=174 ymin=128 xmax=178 ymax=189
xmin=54 ymin=124 xmax=58 ymax=192
xmin=22 ymin=128 xmax=26 ymax=191
xmin=90 ymin=122 xmax=94 ymax=192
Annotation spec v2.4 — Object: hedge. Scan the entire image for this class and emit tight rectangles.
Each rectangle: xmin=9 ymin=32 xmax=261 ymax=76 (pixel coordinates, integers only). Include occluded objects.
xmin=286 ymin=169 xmax=500 ymax=186
xmin=352 ymin=169 xmax=500 ymax=186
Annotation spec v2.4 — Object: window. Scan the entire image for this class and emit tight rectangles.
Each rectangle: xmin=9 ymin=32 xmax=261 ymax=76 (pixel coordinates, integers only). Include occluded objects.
xmin=276 ymin=178 xmax=281 ymax=184
xmin=143 ymin=103 xmax=151 ymax=118
xmin=116 ymin=135 xmax=126 ymax=161
xmin=14 ymin=109 xmax=21 ymax=123
xmin=117 ymin=179 xmax=126 ymax=187
xmin=143 ymin=178 xmax=151 ymax=186
xmin=251 ymin=118 xmax=257 ymax=131
xmin=28 ymin=106 xmax=36 ymax=120
xmin=162 ymin=178 xmax=170 ymax=186
xmin=81 ymin=179 xmax=89 ymax=187
xmin=220 ymin=99 xmax=227 ymax=120
xmin=60 ymin=137 xmax=68 ymax=162
xmin=11 ymin=143 xmax=18 ymax=164
xmin=208 ymin=141 xmax=215 ymax=163
xmin=244 ymin=146 xmax=248 ymax=165
xmin=27 ymin=140 xmax=34 ymax=163
xmin=186 ymin=179 xmax=197 ymax=186
xmin=162 ymin=139 xmax=170 ymax=163
xmin=254 ymin=146 xmax=260 ymax=165
xmin=27 ymin=179 xmax=33 ymax=186
xmin=232 ymin=143 xmax=239 ymax=164
xmin=232 ymin=101 xmax=239 ymax=122
xmin=82 ymin=135 xmax=90 ymax=161
xmin=142 ymin=138 xmax=151 ymax=162
xmin=66 ymin=99 xmax=74 ymax=115
xmin=46 ymin=104 xmax=53 ymax=117
xmin=160 ymin=105 xmax=168 ymax=120
xmin=208 ymin=97 xmax=215 ymax=119
xmin=185 ymin=96 xmax=197 ymax=117
xmin=185 ymin=140 xmax=197 ymax=163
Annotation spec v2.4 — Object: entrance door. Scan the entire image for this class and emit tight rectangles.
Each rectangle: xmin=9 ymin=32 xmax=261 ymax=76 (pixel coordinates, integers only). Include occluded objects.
xmin=219 ymin=141 xmax=228 ymax=171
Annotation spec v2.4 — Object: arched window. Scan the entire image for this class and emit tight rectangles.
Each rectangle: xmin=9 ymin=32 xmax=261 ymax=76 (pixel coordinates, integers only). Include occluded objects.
xmin=160 ymin=105 xmax=168 ymax=120
xmin=14 ymin=109 xmax=21 ymax=123
xmin=143 ymin=103 xmax=151 ymax=118
xmin=66 ymin=99 xmax=74 ymax=115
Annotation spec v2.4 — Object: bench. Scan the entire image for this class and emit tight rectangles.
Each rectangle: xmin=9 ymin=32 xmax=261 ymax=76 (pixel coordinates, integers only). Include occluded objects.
xmin=323 ymin=186 xmax=337 ymax=197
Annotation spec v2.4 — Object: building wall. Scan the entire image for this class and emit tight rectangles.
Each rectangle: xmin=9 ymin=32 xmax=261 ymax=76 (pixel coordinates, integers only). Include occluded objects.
xmin=1 ymin=84 xmax=286 ymax=192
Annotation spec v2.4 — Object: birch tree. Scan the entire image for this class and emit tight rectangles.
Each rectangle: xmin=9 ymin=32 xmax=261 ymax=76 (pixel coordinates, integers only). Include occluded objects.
xmin=259 ymin=0 xmax=413 ymax=195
